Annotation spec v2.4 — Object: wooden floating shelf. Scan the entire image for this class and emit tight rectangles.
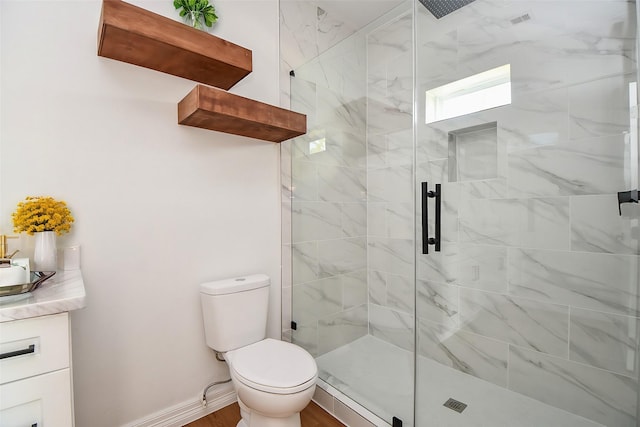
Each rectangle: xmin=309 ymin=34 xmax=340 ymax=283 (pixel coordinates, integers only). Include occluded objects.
xmin=97 ymin=1 xmax=306 ymax=143
xmin=178 ymin=85 xmax=307 ymax=143
xmin=97 ymin=0 xmax=252 ymax=90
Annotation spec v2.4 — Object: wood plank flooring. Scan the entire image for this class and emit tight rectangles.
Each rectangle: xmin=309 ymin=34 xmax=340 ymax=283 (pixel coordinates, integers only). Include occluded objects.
xmin=184 ymin=401 xmax=345 ymax=427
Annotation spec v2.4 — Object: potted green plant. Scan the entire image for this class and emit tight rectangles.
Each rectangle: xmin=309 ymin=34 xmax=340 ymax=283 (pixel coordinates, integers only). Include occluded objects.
xmin=174 ymin=0 xmax=218 ymax=31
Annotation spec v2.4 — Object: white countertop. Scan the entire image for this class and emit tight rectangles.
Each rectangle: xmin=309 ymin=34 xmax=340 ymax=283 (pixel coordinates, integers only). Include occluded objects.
xmin=0 ymin=270 xmax=86 ymax=322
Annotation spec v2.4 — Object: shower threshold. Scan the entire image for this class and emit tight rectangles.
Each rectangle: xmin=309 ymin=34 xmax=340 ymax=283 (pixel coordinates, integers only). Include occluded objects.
xmin=316 ymin=335 xmax=604 ymax=427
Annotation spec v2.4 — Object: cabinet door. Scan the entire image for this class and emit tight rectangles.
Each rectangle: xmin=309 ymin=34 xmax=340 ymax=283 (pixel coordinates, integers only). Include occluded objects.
xmin=0 ymin=399 xmax=41 ymax=427
xmin=0 ymin=368 xmax=72 ymax=426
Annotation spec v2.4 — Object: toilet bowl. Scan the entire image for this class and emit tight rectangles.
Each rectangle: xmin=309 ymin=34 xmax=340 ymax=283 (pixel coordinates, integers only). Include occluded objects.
xmin=200 ymin=275 xmax=318 ymax=427
xmin=225 ymin=338 xmax=317 ymax=427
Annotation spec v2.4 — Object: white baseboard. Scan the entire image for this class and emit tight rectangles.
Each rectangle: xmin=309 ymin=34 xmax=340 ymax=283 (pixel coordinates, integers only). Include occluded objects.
xmin=123 ymin=382 xmax=236 ymax=427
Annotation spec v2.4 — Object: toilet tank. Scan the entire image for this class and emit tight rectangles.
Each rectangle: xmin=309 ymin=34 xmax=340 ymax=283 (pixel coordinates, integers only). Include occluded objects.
xmin=200 ymin=274 xmax=270 ymax=352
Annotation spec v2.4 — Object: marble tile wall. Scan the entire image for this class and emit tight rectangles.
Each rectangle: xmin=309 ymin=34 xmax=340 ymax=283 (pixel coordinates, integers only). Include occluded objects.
xmin=365 ymin=10 xmax=417 ymax=353
xmin=285 ymin=0 xmax=640 ymax=426
xmin=280 ymin=3 xmax=362 ymax=345
xmin=279 ymin=0 xmax=358 ymax=108
xmin=285 ymin=2 xmax=416 ymax=358
xmin=284 ymin=24 xmax=369 ymax=357
xmin=414 ymin=1 xmax=640 ymax=426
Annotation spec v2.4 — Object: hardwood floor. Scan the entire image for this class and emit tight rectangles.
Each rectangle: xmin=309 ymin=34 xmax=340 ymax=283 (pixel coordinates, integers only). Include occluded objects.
xmin=184 ymin=401 xmax=345 ymax=427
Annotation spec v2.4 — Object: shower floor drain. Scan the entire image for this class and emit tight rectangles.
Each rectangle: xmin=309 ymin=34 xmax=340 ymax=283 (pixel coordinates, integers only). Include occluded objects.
xmin=443 ymin=398 xmax=468 ymax=413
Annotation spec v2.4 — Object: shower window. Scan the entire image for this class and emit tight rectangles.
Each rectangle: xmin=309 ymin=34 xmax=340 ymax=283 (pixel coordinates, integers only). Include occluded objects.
xmin=425 ymin=64 xmax=511 ymax=123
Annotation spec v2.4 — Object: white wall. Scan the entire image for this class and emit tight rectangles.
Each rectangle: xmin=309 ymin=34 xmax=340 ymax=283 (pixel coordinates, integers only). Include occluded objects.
xmin=0 ymin=1 xmax=282 ymax=426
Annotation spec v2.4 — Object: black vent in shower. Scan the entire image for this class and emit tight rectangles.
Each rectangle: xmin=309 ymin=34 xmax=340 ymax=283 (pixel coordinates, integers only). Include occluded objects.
xmin=418 ymin=0 xmax=475 ymax=19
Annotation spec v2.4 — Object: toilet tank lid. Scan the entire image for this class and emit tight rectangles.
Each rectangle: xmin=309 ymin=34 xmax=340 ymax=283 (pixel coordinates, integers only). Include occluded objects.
xmin=200 ymin=274 xmax=270 ymax=295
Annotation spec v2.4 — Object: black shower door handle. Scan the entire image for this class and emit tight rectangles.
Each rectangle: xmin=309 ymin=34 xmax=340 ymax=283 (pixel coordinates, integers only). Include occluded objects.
xmin=421 ymin=182 xmax=441 ymax=254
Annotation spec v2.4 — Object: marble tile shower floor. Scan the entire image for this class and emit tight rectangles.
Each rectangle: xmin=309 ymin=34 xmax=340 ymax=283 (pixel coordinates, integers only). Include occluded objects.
xmin=316 ymin=335 xmax=603 ymax=427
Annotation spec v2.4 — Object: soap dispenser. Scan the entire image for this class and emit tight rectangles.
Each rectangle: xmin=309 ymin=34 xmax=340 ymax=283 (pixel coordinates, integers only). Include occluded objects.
xmin=0 ymin=235 xmax=30 ymax=286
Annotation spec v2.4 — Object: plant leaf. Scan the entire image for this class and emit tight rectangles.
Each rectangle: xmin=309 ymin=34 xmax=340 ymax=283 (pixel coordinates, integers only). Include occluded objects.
xmin=203 ymin=8 xmax=217 ymax=26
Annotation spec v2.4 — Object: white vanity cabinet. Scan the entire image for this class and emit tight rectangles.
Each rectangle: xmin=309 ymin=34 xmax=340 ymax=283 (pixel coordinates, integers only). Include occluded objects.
xmin=0 ymin=271 xmax=86 ymax=427
xmin=0 ymin=313 xmax=73 ymax=426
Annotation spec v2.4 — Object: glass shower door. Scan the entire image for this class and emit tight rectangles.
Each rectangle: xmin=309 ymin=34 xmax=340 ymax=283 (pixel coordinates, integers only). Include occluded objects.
xmin=286 ymin=2 xmax=416 ymax=424
xmin=415 ymin=1 xmax=640 ymax=426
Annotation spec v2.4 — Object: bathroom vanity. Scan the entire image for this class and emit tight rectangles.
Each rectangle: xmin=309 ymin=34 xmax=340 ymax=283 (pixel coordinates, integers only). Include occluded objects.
xmin=0 ymin=270 xmax=86 ymax=426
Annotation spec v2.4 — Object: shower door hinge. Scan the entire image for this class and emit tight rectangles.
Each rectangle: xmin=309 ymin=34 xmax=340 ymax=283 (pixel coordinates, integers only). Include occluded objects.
xmin=291 ymin=321 xmax=297 ymax=330
xmin=392 ymin=416 xmax=402 ymax=427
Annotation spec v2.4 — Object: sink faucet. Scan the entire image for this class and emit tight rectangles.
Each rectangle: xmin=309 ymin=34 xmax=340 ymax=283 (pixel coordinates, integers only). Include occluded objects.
xmin=0 ymin=235 xmax=19 ymax=259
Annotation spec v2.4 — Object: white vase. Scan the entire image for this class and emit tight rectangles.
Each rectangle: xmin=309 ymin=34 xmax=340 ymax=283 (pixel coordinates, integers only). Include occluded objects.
xmin=34 ymin=231 xmax=57 ymax=272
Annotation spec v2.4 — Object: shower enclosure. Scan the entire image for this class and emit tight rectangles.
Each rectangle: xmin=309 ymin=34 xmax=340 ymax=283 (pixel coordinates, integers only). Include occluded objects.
xmin=281 ymin=0 xmax=640 ymax=425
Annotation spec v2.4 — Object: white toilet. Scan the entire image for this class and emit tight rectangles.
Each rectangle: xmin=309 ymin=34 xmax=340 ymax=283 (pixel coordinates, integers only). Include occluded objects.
xmin=200 ymin=274 xmax=318 ymax=427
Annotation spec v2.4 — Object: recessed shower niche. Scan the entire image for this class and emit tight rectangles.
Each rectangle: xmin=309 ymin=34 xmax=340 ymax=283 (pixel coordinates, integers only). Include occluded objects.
xmin=448 ymin=122 xmax=498 ymax=182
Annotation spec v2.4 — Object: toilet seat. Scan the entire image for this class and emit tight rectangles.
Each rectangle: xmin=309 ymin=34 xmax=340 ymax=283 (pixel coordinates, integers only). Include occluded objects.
xmin=226 ymin=338 xmax=317 ymax=395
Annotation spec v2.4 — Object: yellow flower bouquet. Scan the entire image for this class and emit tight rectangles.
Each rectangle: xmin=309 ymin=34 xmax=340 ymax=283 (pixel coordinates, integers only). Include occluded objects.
xmin=12 ymin=196 xmax=74 ymax=236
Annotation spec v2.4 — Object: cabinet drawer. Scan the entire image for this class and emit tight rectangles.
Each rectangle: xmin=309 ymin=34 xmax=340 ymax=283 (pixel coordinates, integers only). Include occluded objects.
xmin=0 ymin=313 xmax=69 ymax=385
xmin=0 ymin=368 xmax=72 ymax=426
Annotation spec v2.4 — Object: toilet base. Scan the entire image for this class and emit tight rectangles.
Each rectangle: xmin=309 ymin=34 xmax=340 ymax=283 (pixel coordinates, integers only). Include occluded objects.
xmin=237 ymin=397 xmax=302 ymax=427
